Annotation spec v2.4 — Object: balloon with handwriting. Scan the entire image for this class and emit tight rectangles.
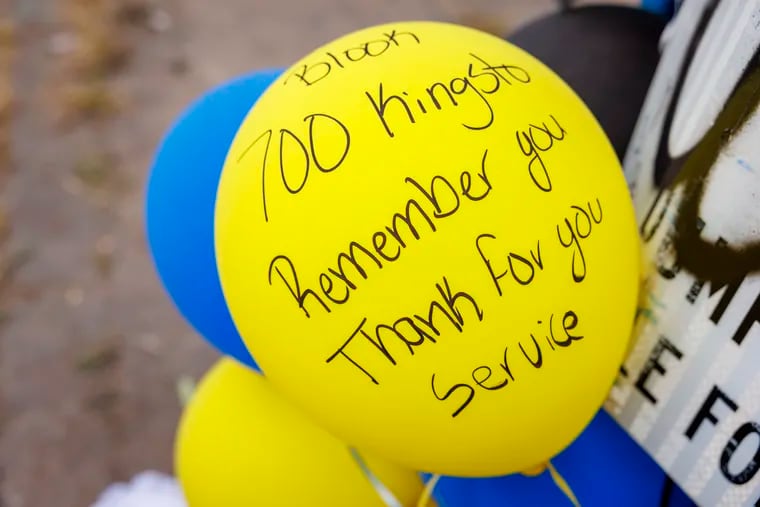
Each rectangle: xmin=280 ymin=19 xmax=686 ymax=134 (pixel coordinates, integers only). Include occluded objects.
xmin=175 ymin=358 xmax=432 ymax=507
xmin=146 ymin=68 xmax=282 ymax=369
xmin=215 ymin=21 xmax=640 ymax=476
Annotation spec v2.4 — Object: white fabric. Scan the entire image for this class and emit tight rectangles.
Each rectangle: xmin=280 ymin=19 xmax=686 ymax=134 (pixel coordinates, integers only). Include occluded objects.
xmin=89 ymin=471 xmax=187 ymax=507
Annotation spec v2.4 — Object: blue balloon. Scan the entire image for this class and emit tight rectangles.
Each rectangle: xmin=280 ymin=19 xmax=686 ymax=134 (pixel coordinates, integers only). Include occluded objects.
xmin=427 ymin=410 xmax=695 ymax=506
xmin=145 ymin=68 xmax=283 ymax=369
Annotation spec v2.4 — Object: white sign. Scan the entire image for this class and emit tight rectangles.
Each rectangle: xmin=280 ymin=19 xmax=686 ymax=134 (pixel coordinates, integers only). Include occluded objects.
xmin=605 ymin=1 xmax=760 ymax=506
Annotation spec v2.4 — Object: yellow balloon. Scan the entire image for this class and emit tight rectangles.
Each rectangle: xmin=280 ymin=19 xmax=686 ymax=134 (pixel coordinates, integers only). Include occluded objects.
xmin=175 ymin=359 xmax=430 ymax=506
xmin=216 ymin=21 xmax=640 ymax=476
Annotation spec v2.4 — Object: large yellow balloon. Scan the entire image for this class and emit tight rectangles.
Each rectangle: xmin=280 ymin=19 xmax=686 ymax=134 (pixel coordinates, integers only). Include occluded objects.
xmin=175 ymin=359 xmax=430 ymax=506
xmin=216 ymin=21 xmax=640 ymax=476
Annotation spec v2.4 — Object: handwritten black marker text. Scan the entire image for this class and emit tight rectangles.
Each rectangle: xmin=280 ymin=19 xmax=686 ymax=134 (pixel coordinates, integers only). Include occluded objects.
xmin=284 ymin=29 xmax=421 ymax=86
xmin=268 ymin=150 xmax=492 ymax=317
xmin=365 ymin=53 xmax=530 ymax=138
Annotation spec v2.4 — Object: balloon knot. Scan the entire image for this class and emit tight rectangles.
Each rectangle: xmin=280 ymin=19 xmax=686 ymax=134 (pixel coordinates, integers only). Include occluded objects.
xmin=521 ymin=463 xmax=549 ymax=477
xmin=522 ymin=461 xmax=581 ymax=507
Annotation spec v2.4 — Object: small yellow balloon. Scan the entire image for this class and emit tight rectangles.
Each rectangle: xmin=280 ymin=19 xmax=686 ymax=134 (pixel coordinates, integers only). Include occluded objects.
xmin=175 ymin=359 xmax=430 ymax=506
xmin=216 ymin=21 xmax=640 ymax=476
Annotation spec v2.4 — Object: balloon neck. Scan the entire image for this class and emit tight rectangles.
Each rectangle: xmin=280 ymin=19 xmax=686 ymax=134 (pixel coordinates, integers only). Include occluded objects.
xmin=520 ymin=462 xmax=549 ymax=477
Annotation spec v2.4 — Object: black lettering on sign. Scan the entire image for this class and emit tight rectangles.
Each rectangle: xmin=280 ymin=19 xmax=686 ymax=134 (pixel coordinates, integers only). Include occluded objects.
xmin=661 ymin=66 xmax=760 ymax=286
xmin=659 ymin=219 xmax=707 ymax=282
xmin=556 ymin=198 xmax=603 ymax=283
xmin=269 ymin=150 xmax=492 ymax=317
xmin=685 ymin=249 xmax=760 ymax=346
xmin=284 ymin=29 xmax=421 ymax=86
xmin=685 ymin=385 xmax=738 ymax=440
xmin=655 ymin=228 xmax=682 ymax=280
xmin=685 ymin=233 xmax=723 ymax=302
xmin=237 ymin=113 xmax=350 ymax=222
xmin=475 ymin=234 xmax=543 ymax=296
xmin=365 ymin=53 xmax=530 ymax=138
xmin=431 ymin=309 xmax=583 ymax=417
xmin=634 ymin=335 xmax=683 ymax=404
xmin=325 ymin=276 xmax=483 ymax=384
xmin=721 ymin=421 xmax=760 ymax=485
xmin=640 ymin=189 xmax=673 ymax=243
xmin=733 ymin=289 xmax=760 ymax=346
xmin=515 ymin=115 xmax=567 ymax=192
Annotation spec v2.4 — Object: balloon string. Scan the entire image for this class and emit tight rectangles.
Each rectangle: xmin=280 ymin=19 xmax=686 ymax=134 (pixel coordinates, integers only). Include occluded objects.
xmin=417 ymin=473 xmax=440 ymax=507
xmin=348 ymin=447 xmax=403 ymax=507
xmin=546 ymin=461 xmax=581 ymax=507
